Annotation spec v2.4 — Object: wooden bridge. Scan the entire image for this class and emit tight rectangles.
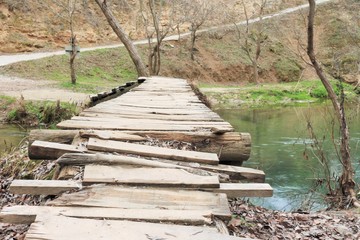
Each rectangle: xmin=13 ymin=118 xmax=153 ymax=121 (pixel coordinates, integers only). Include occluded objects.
xmin=0 ymin=76 xmax=272 ymax=239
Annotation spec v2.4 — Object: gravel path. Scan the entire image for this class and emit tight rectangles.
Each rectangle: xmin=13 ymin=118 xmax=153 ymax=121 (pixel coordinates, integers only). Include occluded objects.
xmin=0 ymin=75 xmax=89 ymax=104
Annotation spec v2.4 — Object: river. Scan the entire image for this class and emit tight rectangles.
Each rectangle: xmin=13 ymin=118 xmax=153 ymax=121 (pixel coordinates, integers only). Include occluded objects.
xmin=0 ymin=124 xmax=27 ymax=155
xmin=217 ymin=103 xmax=360 ymax=211
xmin=1 ymin=103 xmax=359 ymax=211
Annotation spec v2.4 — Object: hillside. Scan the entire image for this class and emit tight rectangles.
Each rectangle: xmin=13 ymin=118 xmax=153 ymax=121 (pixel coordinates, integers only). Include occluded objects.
xmin=0 ymin=0 xmax=359 ymax=87
xmin=0 ymin=0 xmax=305 ymax=53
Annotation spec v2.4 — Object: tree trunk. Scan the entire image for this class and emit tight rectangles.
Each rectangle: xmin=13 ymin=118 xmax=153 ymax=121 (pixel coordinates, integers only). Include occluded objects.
xmin=95 ymin=0 xmax=148 ymax=77
xmin=307 ymin=0 xmax=357 ymax=205
xmin=252 ymin=60 xmax=259 ymax=85
xmin=190 ymin=26 xmax=196 ymax=61
xmin=70 ymin=37 xmax=77 ymax=84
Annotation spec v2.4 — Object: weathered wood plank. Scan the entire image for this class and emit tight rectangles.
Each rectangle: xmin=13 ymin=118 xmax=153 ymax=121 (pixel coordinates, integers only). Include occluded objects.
xmin=9 ymin=180 xmax=81 ymax=195
xmin=27 ymin=129 xmax=250 ymax=163
xmin=29 ymin=140 xmax=85 ymax=160
xmin=82 ymin=165 xmax=219 ymax=188
xmin=81 ymin=110 xmax=222 ymax=122
xmin=57 ymin=119 xmax=233 ymax=132
xmin=56 ymin=153 xmax=190 ymax=169
xmin=25 ymin=215 xmax=249 ymax=240
xmin=48 ymin=185 xmax=231 ymax=218
xmin=69 ymin=116 xmax=231 ymax=127
xmin=97 ymin=102 xmax=207 ymax=110
xmin=211 ymin=183 xmax=273 ymax=198
xmin=28 ymin=129 xmax=79 ymax=145
xmin=199 ymin=164 xmax=265 ymax=183
xmin=88 ymin=105 xmax=214 ymax=115
xmin=79 ymin=111 xmax=223 ymax=121
xmin=0 ymin=206 xmax=213 ymax=225
xmin=80 ymin=130 xmax=146 ymax=141
xmin=87 ymin=138 xmax=219 ymax=165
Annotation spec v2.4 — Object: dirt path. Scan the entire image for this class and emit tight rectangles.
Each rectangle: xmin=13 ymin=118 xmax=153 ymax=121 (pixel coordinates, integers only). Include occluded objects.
xmin=0 ymin=75 xmax=89 ymax=104
xmin=0 ymin=0 xmax=332 ymax=104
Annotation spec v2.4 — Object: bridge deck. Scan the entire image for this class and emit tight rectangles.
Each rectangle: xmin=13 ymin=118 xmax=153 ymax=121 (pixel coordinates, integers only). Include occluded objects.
xmin=1 ymin=76 xmax=271 ymax=240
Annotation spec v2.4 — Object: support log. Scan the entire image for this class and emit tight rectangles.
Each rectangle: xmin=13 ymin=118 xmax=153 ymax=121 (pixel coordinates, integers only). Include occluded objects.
xmin=119 ymin=131 xmax=251 ymax=164
xmin=28 ymin=129 xmax=79 ymax=145
xmin=28 ymin=129 xmax=251 ymax=164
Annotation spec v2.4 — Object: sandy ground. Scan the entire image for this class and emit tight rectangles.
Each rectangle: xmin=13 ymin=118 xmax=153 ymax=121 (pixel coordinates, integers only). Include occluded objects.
xmin=0 ymin=75 xmax=90 ymax=105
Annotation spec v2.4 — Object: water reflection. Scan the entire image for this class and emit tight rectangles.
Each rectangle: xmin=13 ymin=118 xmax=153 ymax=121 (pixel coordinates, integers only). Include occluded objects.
xmin=0 ymin=124 xmax=27 ymax=155
xmin=216 ymin=103 xmax=360 ymax=211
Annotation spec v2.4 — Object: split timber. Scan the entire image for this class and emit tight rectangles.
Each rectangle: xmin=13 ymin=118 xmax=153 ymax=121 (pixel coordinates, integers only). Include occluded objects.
xmin=1 ymin=76 xmax=272 ymax=240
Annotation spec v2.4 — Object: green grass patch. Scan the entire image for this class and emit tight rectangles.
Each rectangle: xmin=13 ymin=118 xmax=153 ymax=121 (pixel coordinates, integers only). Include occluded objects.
xmin=0 ymin=95 xmax=16 ymax=111
xmin=200 ymin=80 xmax=358 ymax=109
xmin=0 ymin=47 xmax=138 ymax=94
xmin=6 ymin=98 xmax=79 ymax=127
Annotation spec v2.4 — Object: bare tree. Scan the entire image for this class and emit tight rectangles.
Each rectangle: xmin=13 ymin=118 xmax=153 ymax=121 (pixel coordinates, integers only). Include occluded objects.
xmin=233 ymin=0 xmax=268 ymax=84
xmin=138 ymin=0 xmax=179 ymax=75
xmin=307 ymin=0 xmax=359 ymax=207
xmin=181 ymin=0 xmax=217 ymax=61
xmin=34 ymin=0 xmax=81 ymax=84
xmin=95 ymin=0 xmax=148 ymax=77
xmin=67 ymin=0 xmax=79 ymax=84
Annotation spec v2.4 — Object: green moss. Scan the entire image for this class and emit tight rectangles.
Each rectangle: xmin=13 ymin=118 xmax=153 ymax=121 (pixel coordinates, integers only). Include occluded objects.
xmin=274 ymin=58 xmax=302 ymax=82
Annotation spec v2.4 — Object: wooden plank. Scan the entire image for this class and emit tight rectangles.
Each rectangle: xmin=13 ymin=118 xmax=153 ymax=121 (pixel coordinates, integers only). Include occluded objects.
xmin=56 ymin=153 xmax=191 ymax=169
xmin=69 ymin=116 xmax=231 ymax=126
xmin=80 ymin=110 xmax=223 ymax=121
xmin=99 ymin=102 xmax=207 ymax=109
xmin=48 ymin=185 xmax=231 ymax=218
xmin=29 ymin=140 xmax=85 ymax=160
xmin=82 ymin=106 xmax=219 ymax=116
xmin=87 ymin=138 xmax=219 ymax=165
xmin=0 ymin=206 xmax=213 ymax=225
xmin=9 ymin=180 xmax=81 ymax=195
xmin=211 ymin=183 xmax=273 ymax=198
xmin=80 ymin=130 xmax=146 ymax=141
xmin=57 ymin=120 xmax=232 ymax=132
xmin=82 ymin=165 xmax=219 ymax=188
xmin=28 ymin=129 xmax=79 ymax=145
xmin=88 ymin=105 xmax=214 ymax=115
xmin=56 ymin=153 xmax=219 ymax=179
xmin=25 ymin=215 xmax=248 ymax=240
xmin=200 ymin=164 xmax=265 ymax=183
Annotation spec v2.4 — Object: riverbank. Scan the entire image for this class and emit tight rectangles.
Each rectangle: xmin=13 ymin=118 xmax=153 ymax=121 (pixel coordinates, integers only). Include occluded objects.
xmin=199 ymin=80 xmax=359 ymax=109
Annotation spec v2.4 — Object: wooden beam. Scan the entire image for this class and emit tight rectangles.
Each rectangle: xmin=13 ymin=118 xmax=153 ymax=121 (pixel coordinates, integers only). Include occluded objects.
xmin=25 ymin=215 xmax=250 ymax=240
xmin=29 ymin=140 xmax=86 ymax=160
xmin=209 ymin=183 xmax=273 ymax=198
xmin=28 ymin=129 xmax=79 ymax=145
xmin=199 ymin=164 xmax=265 ymax=183
xmin=57 ymin=119 xmax=233 ymax=133
xmin=27 ymin=130 xmax=251 ymax=163
xmin=48 ymin=185 xmax=231 ymax=218
xmin=87 ymin=138 xmax=219 ymax=165
xmin=9 ymin=180 xmax=82 ymax=195
xmin=0 ymin=206 xmax=214 ymax=225
xmin=82 ymin=165 xmax=220 ymax=188
xmin=57 ymin=153 xmax=190 ymax=169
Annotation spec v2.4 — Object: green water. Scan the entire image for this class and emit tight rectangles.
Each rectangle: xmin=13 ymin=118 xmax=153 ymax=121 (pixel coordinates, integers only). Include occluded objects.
xmin=216 ymin=103 xmax=360 ymax=211
xmin=0 ymin=124 xmax=27 ymax=155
